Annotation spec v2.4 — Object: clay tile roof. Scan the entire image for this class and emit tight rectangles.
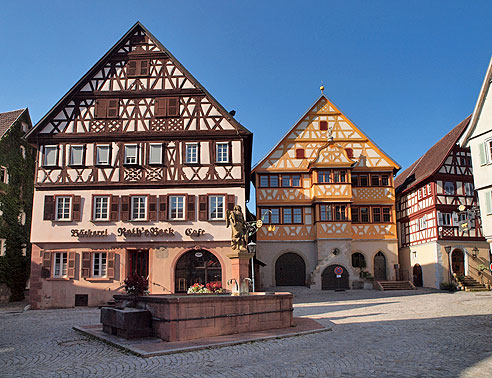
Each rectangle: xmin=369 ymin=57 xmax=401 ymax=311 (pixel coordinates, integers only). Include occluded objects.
xmin=0 ymin=109 xmax=25 ymax=139
xmin=395 ymin=115 xmax=471 ymax=193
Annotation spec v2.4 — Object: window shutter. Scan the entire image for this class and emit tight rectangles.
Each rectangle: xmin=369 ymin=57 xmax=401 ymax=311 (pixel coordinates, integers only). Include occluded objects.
xmin=107 ymin=100 xmax=119 ymax=118
xmin=437 ymin=212 xmax=443 ymax=226
xmin=226 ymin=194 xmax=235 ymax=211
xmin=187 ymin=195 xmax=196 ymax=221
xmin=199 ymin=195 xmax=208 ymax=221
xmin=95 ymin=99 xmax=107 ymax=119
xmin=121 ymin=196 xmax=130 ymax=221
xmin=43 ymin=196 xmax=55 ymax=221
xmin=81 ymin=252 xmax=91 ymax=278
xmin=158 ymin=195 xmax=168 ymax=220
xmin=168 ymin=97 xmax=179 ymax=116
xmin=68 ymin=252 xmax=76 ymax=279
xmin=480 ymin=142 xmax=487 ymax=165
xmin=127 ymin=60 xmax=137 ymax=76
xmin=149 ymin=195 xmax=157 ymax=221
xmin=42 ymin=251 xmax=52 ymax=278
xmin=155 ymin=98 xmax=167 ymax=118
xmin=72 ymin=196 xmax=81 ymax=221
xmin=139 ymin=60 xmax=149 ymax=76
xmin=486 ymin=192 xmax=492 ymax=214
xmin=107 ymin=252 xmax=115 ymax=279
xmin=320 ymin=121 xmax=328 ymax=130
xmin=110 ymin=195 xmax=120 ymax=221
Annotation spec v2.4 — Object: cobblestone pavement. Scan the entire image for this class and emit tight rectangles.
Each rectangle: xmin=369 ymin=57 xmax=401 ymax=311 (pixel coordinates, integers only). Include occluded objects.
xmin=1 ymin=288 xmax=492 ymax=377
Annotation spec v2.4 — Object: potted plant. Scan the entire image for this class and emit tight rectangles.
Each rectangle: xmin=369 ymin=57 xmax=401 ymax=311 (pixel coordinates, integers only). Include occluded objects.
xmin=124 ymin=273 xmax=149 ymax=296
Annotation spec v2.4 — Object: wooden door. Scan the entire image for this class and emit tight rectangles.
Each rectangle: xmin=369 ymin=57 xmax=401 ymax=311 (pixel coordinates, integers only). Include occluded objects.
xmin=275 ymin=253 xmax=306 ymax=286
xmin=128 ymin=249 xmax=149 ymax=278
xmin=413 ymin=264 xmax=423 ymax=287
xmin=321 ymin=265 xmax=349 ymax=290
xmin=374 ymin=252 xmax=387 ymax=281
xmin=452 ymin=249 xmax=465 ymax=276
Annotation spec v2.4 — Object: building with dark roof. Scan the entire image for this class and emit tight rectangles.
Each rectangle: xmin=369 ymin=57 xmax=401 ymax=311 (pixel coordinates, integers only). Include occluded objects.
xmin=395 ymin=116 xmax=489 ymax=290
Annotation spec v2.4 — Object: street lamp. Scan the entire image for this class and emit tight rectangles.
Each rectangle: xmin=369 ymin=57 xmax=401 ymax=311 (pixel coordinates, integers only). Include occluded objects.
xmin=472 ymin=247 xmax=479 ymax=259
xmin=247 ymin=241 xmax=256 ymax=255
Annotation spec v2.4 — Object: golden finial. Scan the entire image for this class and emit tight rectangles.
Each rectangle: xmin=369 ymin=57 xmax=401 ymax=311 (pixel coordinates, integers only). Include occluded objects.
xmin=320 ymin=85 xmax=324 ymax=93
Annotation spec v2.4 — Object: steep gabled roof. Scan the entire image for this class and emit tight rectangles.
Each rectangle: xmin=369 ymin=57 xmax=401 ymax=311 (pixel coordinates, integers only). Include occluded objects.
xmin=0 ymin=109 xmax=26 ymax=139
xmin=25 ymin=21 xmax=251 ymax=139
xmin=395 ymin=115 xmax=471 ymax=194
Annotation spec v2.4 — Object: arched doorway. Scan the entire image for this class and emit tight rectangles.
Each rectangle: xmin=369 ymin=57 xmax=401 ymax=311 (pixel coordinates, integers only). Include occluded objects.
xmin=451 ymin=249 xmax=465 ymax=276
xmin=374 ymin=252 xmax=387 ymax=281
xmin=413 ymin=264 xmax=423 ymax=287
xmin=275 ymin=253 xmax=306 ymax=286
xmin=175 ymin=250 xmax=222 ymax=293
xmin=321 ymin=265 xmax=349 ymax=290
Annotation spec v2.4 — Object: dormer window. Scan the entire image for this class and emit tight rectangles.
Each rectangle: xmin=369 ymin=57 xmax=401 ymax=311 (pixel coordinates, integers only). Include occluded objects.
xmin=127 ymin=59 xmax=150 ymax=77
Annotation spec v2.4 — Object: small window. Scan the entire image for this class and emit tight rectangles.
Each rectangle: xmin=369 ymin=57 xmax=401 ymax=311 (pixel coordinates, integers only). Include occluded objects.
xmin=360 ymin=207 xmax=369 ymax=223
xmin=320 ymin=121 xmax=328 ymax=130
xmin=43 ymin=145 xmax=58 ymax=167
xmin=292 ymin=175 xmax=301 ymax=187
xmin=95 ymin=99 xmax=119 ymax=119
xmin=56 ymin=196 xmax=71 ymax=221
xmin=419 ymin=215 xmax=427 ymax=230
xmin=93 ymin=196 xmax=110 ymax=221
xmin=464 ymin=182 xmax=474 ymax=197
xmin=444 ymin=182 xmax=455 ymax=195
xmin=371 ymin=175 xmax=380 ymax=186
xmin=320 ymin=204 xmax=333 ymax=221
xmin=282 ymin=175 xmax=291 ymax=187
xmin=318 ymin=171 xmax=331 ymax=183
xmin=0 ymin=239 xmax=6 ymax=257
xmin=283 ymin=208 xmax=292 ymax=224
xmin=381 ymin=174 xmax=389 ymax=186
xmin=0 ymin=166 xmax=8 ymax=184
xmin=373 ymin=207 xmax=381 ymax=222
xmin=351 ymin=175 xmax=358 ymax=187
xmin=131 ymin=196 xmax=147 ymax=221
xmin=124 ymin=145 xmax=139 ymax=165
xmin=155 ymin=97 xmax=180 ymax=117
xmin=439 ymin=212 xmax=453 ymax=226
xmin=70 ymin=145 xmax=85 ymax=166
xmin=262 ymin=208 xmax=280 ymax=224
xmin=216 ymin=143 xmax=229 ymax=163
xmin=127 ymin=59 xmax=150 ymax=77
xmin=352 ymin=207 xmax=359 ymax=222
xmin=295 ymin=149 xmax=305 ymax=159
xmin=359 ymin=175 xmax=368 ymax=186
xmin=334 ymin=170 xmax=346 ymax=183
xmin=382 ymin=207 xmax=391 ymax=222
xmin=269 ymin=175 xmax=279 ymax=187
xmin=335 ymin=205 xmax=346 ymax=221
xmin=18 ymin=211 xmax=26 ymax=225
xmin=149 ymin=143 xmax=163 ymax=165
xmin=169 ymin=195 xmax=185 ymax=220
xmin=53 ymin=252 xmax=68 ymax=277
xmin=96 ymin=145 xmax=111 ymax=166
xmin=261 ymin=208 xmax=271 ymax=223
xmin=293 ymin=208 xmax=302 ymax=223
xmin=20 ymin=145 xmax=26 ymax=159
xmin=185 ymin=143 xmax=198 ymax=164
xmin=352 ymin=252 xmax=366 ymax=268
xmin=259 ymin=175 xmax=269 ymax=187
xmin=209 ymin=195 xmax=225 ymax=220
xmin=92 ymin=252 xmax=107 ymax=278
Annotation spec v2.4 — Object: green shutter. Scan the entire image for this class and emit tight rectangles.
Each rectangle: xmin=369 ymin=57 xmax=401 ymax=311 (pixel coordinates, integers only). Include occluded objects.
xmin=480 ymin=142 xmax=487 ymax=165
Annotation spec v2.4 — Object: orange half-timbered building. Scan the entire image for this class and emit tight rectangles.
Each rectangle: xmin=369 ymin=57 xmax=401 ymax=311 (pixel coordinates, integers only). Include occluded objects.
xmin=25 ymin=23 xmax=252 ymax=309
xmin=252 ymin=94 xmax=400 ymax=290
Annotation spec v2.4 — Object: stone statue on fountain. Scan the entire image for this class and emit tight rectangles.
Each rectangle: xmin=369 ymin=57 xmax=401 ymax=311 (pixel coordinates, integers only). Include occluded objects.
xmin=226 ymin=205 xmax=249 ymax=252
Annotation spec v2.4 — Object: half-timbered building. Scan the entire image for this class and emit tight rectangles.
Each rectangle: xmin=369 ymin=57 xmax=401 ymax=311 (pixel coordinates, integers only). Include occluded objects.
xmin=25 ymin=23 xmax=252 ymax=309
xmin=396 ymin=116 xmax=489 ymax=289
xmin=252 ymin=94 xmax=401 ymax=290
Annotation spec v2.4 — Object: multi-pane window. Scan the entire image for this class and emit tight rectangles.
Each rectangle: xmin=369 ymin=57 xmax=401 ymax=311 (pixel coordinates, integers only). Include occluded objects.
xmin=169 ymin=195 xmax=185 ymax=220
xmin=185 ymin=143 xmax=198 ymax=164
xmin=259 ymin=175 xmax=283 ymax=187
xmin=444 ymin=182 xmax=455 ymax=195
xmin=259 ymin=175 xmax=269 ymax=187
xmin=124 ymin=145 xmax=139 ymax=165
xmin=318 ymin=171 xmax=330 ymax=183
xmin=371 ymin=175 xmax=380 ymax=186
xmin=127 ymin=59 xmax=149 ymax=77
xmin=382 ymin=208 xmax=391 ymax=222
xmin=359 ymin=175 xmax=368 ymax=186
xmin=53 ymin=252 xmax=68 ymax=277
xmin=373 ymin=207 xmax=381 ymax=222
xmin=43 ymin=145 xmax=58 ymax=166
xmin=93 ymin=196 xmax=109 ymax=221
xmin=333 ymin=171 xmax=346 ymax=183
xmin=320 ymin=204 xmax=333 ymax=221
xmin=70 ymin=145 xmax=84 ymax=166
xmin=334 ymin=205 xmax=346 ymax=221
xmin=209 ymin=196 xmax=225 ymax=220
xmin=131 ymin=196 xmax=147 ymax=220
xmin=96 ymin=145 xmax=111 ymax=166
xmin=216 ymin=143 xmax=229 ymax=163
xmin=149 ymin=143 xmax=163 ymax=165
xmin=360 ymin=207 xmax=370 ymax=223
xmin=56 ymin=196 xmax=71 ymax=221
xmin=320 ymin=205 xmax=346 ymax=221
xmin=464 ymin=182 xmax=474 ymax=196
xmin=92 ymin=252 xmax=107 ymax=278
xmin=269 ymin=175 xmax=279 ymax=187
xmin=293 ymin=208 xmax=302 ymax=223
xmin=419 ymin=216 xmax=427 ymax=230
xmin=281 ymin=175 xmax=301 ymax=187
xmin=439 ymin=212 xmax=453 ymax=226
xmin=351 ymin=175 xmax=358 ymax=187
xmin=381 ymin=174 xmax=389 ymax=186
xmin=283 ymin=208 xmax=292 ymax=223
xmin=261 ymin=208 xmax=280 ymax=224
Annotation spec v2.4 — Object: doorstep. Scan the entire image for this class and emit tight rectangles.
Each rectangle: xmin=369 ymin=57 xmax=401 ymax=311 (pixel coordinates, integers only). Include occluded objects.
xmin=74 ymin=317 xmax=330 ymax=357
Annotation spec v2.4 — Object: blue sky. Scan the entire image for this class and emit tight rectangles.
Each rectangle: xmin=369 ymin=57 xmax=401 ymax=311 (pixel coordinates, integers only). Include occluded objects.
xmin=2 ymin=1 xmax=492 ymax=209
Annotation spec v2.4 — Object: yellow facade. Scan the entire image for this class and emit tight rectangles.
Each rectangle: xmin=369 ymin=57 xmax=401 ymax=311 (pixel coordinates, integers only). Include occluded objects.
xmin=253 ymin=95 xmax=401 ymax=289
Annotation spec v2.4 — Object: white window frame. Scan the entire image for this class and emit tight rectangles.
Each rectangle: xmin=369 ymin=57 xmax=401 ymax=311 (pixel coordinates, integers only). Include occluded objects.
xmin=444 ymin=181 xmax=455 ymax=196
xmin=92 ymin=252 xmax=107 ymax=278
xmin=43 ymin=145 xmax=58 ymax=167
xmin=124 ymin=144 xmax=139 ymax=165
xmin=185 ymin=143 xmax=198 ymax=164
xmin=419 ymin=215 xmax=427 ymax=230
xmin=169 ymin=195 xmax=185 ymax=220
xmin=149 ymin=143 xmax=163 ymax=165
xmin=96 ymin=145 xmax=111 ymax=166
xmin=209 ymin=195 xmax=225 ymax=220
xmin=131 ymin=196 xmax=147 ymax=221
xmin=93 ymin=196 xmax=110 ymax=221
xmin=216 ymin=142 xmax=229 ymax=163
xmin=53 ymin=252 xmax=68 ymax=278
xmin=0 ymin=239 xmax=6 ymax=257
xmin=69 ymin=145 xmax=85 ymax=166
xmin=56 ymin=196 xmax=72 ymax=221
xmin=438 ymin=212 xmax=453 ymax=226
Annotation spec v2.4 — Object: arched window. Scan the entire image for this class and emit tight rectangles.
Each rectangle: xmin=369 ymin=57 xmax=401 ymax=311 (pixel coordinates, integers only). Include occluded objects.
xmin=351 ymin=252 xmax=366 ymax=268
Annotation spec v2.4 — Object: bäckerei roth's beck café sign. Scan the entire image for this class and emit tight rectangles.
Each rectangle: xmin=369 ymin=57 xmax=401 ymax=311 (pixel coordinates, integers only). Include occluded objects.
xmin=71 ymin=227 xmax=206 ymax=238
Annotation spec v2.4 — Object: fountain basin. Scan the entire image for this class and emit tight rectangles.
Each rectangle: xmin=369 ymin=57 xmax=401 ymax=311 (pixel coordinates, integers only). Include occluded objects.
xmin=106 ymin=292 xmax=294 ymax=342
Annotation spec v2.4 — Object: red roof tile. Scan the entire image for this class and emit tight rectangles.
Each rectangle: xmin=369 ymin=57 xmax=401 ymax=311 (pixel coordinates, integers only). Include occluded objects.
xmin=395 ymin=115 xmax=471 ymax=193
xmin=0 ymin=109 xmax=25 ymax=139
